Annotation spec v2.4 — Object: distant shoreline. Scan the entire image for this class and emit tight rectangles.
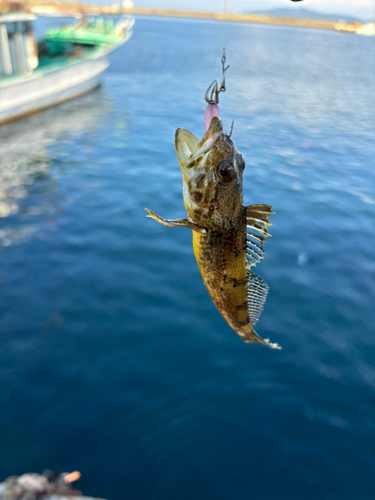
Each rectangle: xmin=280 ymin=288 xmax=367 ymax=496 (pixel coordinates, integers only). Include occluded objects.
xmin=120 ymin=8 xmax=338 ymax=31
xmin=27 ymin=2 xmax=362 ymax=32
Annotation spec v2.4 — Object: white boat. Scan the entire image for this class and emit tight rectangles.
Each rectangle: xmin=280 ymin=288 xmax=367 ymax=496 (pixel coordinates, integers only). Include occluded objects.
xmin=0 ymin=12 xmax=133 ymax=126
xmin=355 ymin=22 xmax=375 ymax=36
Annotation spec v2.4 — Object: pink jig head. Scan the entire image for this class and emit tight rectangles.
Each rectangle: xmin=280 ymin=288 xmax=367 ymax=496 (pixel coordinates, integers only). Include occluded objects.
xmin=204 ymin=104 xmax=220 ymax=132
xmin=204 ymin=80 xmax=220 ymax=132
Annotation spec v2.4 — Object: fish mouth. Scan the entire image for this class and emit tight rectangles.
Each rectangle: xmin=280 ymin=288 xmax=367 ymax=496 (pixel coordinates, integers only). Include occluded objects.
xmin=174 ymin=117 xmax=230 ymax=217
xmin=175 ymin=117 xmax=224 ymax=171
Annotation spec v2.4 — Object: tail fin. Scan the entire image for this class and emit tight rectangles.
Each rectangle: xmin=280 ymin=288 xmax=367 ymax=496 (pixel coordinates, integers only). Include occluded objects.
xmin=237 ymin=326 xmax=282 ymax=350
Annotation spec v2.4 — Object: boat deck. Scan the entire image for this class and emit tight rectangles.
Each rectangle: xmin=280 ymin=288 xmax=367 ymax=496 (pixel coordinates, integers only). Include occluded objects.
xmin=0 ymin=32 xmax=130 ymax=89
xmin=0 ymin=46 xmax=100 ymax=87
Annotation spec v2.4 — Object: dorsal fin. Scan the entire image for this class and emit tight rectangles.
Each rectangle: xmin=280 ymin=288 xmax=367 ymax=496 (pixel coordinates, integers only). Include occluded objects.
xmin=246 ymin=270 xmax=281 ymax=350
xmin=244 ymin=208 xmax=280 ymax=349
xmin=247 ymin=270 xmax=269 ymax=326
xmin=245 ymin=204 xmax=274 ymax=268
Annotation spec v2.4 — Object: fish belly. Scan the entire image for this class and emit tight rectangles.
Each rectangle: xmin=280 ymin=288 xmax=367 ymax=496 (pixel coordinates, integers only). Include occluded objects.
xmin=192 ymin=230 xmax=254 ymax=339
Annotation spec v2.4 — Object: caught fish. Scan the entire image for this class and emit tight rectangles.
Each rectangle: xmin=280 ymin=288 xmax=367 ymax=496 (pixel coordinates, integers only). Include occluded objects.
xmin=145 ymin=116 xmax=280 ymax=349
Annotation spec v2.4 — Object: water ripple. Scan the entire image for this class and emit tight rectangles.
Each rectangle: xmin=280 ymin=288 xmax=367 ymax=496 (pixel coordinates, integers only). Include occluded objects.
xmin=0 ymin=17 xmax=374 ymax=500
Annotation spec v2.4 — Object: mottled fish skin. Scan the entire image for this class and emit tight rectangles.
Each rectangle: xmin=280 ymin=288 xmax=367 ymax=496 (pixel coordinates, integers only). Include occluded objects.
xmin=192 ymin=209 xmax=255 ymax=343
xmin=176 ymin=117 xmax=244 ymax=232
xmin=146 ymin=116 xmax=280 ymax=349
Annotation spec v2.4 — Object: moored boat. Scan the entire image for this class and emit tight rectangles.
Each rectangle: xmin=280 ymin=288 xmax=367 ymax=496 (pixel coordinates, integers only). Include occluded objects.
xmin=0 ymin=11 xmax=133 ymax=126
xmin=355 ymin=22 xmax=375 ymax=36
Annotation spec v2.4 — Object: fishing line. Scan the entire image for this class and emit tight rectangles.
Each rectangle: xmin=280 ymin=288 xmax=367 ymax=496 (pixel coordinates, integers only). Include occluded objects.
xmin=222 ymin=0 xmax=227 ymax=56
xmin=203 ymin=0 xmax=230 ymax=129
xmin=221 ymin=0 xmax=229 ymax=93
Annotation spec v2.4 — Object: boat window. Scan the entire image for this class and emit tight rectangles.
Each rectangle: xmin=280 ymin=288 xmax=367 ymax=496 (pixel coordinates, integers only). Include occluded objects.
xmin=6 ymin=22 xmax=16 ymax=38
xmin=25 ymin=21 xmax=33 ymax=33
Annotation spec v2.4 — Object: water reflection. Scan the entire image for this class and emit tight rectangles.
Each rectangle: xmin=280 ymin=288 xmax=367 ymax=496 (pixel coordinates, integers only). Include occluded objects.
xmin=0 ymin=88 xmax=111 ymax=245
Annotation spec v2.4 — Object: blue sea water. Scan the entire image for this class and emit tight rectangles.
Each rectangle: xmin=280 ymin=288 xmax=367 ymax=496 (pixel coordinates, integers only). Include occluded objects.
xmin=1 ymin=16 xmax=375 ymax=500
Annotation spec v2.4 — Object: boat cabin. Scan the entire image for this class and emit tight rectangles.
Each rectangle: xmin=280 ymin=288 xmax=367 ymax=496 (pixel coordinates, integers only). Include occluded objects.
xmin=0 ymin=13 xmax=38 ymax=77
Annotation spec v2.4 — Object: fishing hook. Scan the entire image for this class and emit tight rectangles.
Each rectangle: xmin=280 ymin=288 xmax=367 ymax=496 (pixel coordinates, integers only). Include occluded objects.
xmin=204 ymin=49 xmax=230 ymax=104
xmin=219 ymin=50 xmax=230 ymax=93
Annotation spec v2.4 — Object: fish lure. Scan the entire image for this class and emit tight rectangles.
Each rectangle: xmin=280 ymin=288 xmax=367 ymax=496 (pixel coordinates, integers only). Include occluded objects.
xmin=146 ymin=71 xmax=280 ymax=349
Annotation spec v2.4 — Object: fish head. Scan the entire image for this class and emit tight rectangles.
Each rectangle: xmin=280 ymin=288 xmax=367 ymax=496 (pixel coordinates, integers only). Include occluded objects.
xmin=175 ymin=117 xmax=245 ymax=231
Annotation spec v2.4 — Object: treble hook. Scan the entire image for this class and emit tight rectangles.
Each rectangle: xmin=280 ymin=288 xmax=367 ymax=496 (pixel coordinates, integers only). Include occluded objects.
xmin=204 ymin=49 xmax=230 ymax=105
xmin=219 ymin=50 xmax=230 ymax=93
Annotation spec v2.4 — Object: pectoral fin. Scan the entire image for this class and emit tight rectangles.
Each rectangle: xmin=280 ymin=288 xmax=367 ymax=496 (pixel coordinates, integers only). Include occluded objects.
xmin=145 ymin=209 xmax=207 ymax=234
xmin=245 ymin=204 xmax=274 ymax=268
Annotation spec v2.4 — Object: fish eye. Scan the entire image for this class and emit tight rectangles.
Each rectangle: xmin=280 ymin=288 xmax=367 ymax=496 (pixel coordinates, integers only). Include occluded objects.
xmin=217 ymin=160 xmax=232 ymax=182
